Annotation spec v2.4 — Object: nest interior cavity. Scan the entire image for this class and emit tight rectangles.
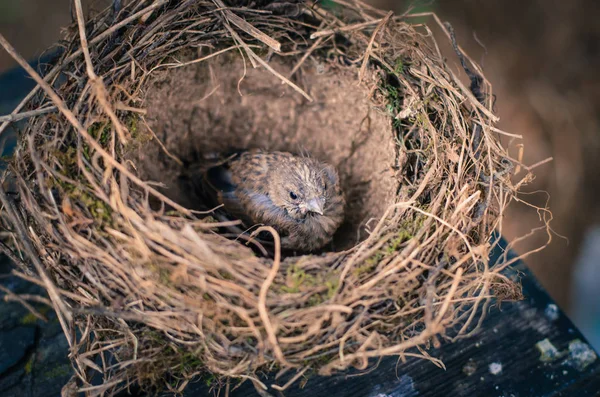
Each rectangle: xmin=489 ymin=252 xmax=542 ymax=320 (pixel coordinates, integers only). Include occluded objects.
xmin=137 ymin=55 xmax=397 ymax=250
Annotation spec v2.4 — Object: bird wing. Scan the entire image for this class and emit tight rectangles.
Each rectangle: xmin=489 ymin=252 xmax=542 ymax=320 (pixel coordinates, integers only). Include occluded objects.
xmin=202 ymin=164 xmax=250 ymax=223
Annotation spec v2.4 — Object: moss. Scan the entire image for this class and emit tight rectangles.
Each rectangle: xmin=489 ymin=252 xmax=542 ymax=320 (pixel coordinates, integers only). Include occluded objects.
xmin=88 ymin=115 xmax=142 ymax=145
xmin=54 ymin=146 xmax=79 ymax=175
xmin=366 ymin=251 xmax=384 ymax=266
xmin=20 ymin=307 xmax=50 ymax=325
xmin=325 ymin=279 xmax=339 ymax=299
xmin=204 ymin=373 xmax=216 ymax=387
xmin=88 ymin=121 xmax=112 ymax=146
xmin=51 ymin=149 xmax=113 ymax=226
xmin=42 ymin=364 xmax=71 ymax=379
xmin=21 ymin=312 xmax=39 ymax=325
xmin=175 ymin=348 xmax=204 ymax=373
xmin=394 ymin=58 xmax=406 ymax=75
xmin=126 ymin=114 xmax=151 ymax=148
xmin=218 ymin=270 xmax=234 ymax=280
xmin=127 ymin=114 xmax=139 ymax=136
xmin=353 ymin=216 xmax=426 ymax=278
xmin=280 ymin=265 xmax=316 ymax=294
xmin=387 ymin=229 xmax=413 ymax=253
xmin=24 ymin=356 xmax=35 ymax=374
xmin=352 ymin=262 xmax=376 ymax=277
xmin=158 ymin=266 xmax=174 ymax=287
xmin=70 ymin=186 xmax=112 ymax=224
xmin=142 ymin=329 xmax=166 ymax=344
xmin=383 ymin=83 xmax=402 ymax=117
xmin=307 ymin=294 xmax=323 ymax=306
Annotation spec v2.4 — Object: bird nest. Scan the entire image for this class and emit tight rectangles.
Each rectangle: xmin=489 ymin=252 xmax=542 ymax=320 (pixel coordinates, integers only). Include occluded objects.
xmin=0 ymin=0 xmax=535 ymax=395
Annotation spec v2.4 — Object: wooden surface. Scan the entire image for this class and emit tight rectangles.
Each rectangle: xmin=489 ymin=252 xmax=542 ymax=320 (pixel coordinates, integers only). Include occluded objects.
xmin=0 ymin=57 xmax=599 ymax=397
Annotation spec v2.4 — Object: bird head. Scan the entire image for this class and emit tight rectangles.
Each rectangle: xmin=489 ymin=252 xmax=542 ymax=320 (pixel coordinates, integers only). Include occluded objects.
xmin=269 ymin=158 xmax=339 ymax=221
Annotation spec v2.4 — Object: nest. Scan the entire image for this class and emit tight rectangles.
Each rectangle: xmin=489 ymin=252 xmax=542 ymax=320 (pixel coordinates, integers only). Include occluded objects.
xmin=0 ymin=0 xmax=534 ymax=395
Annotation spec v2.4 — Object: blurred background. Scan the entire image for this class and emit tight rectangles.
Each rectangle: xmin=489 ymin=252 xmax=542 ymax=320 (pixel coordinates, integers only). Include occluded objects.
xmin=1 ymin=0 xmax=599 ymax=348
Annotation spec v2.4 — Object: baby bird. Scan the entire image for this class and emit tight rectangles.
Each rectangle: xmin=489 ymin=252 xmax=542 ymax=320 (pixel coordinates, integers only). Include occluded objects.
xmin=200 ymin=150 xmax=345 ymax=252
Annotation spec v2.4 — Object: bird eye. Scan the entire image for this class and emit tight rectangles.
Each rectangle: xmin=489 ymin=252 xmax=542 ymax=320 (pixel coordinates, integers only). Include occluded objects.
xmin=289 ymin=191 xmax=298 ymax=200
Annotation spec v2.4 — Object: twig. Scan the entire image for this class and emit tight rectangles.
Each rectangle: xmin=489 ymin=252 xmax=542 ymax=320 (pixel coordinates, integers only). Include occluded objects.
xmin=475 ymin=122 xmax=522 ymax=139
xmin=311 ymin=18 xmax=385 ymax=39
xmin=74 ymin=0 xmax=128 ymax=144
xmin=358 ymin=11 xmax=393 ymax=83
xmin=0 ymin=106 xmax=57 ymax=123
xmin=214 ymin=0 xmax=281 ymax=52
xmin=289 ymin=35 xmax=324 ymax=78
xmin=0 ymin=239 xmax=28 ymax=269
xmin=0 ymin=284 xmax=48 ymax=322
xmin=114 ymin=103 xmax=147 ymax=114
xmin=271 ymin=366 xmax=310 ymax=391
xmin=252 ymin=226 xmax=295 ymax=368
xmin=433 ymin=267 xmax=463 ymax=327
xmin=525 ymin=157 xmax=553 ymax=172
xmin=152 ymin=45 xmax=253 ymax=72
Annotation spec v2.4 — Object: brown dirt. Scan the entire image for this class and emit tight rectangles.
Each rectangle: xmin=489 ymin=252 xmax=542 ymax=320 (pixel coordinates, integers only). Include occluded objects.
xmin=137 ymin=55 xmax=398 ymax=249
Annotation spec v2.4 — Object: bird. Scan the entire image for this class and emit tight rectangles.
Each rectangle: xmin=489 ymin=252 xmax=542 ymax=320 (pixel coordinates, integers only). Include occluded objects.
xmin=191 ymin=149 xmax=345 ymax=252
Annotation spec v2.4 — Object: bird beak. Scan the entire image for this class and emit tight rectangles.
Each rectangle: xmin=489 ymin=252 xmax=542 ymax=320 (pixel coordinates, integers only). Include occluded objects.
xmin=305 ymin=198 xmax=323 ymax=215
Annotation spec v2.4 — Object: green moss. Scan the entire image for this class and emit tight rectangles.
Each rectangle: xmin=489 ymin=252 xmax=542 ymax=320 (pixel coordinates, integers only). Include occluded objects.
xmin=54 ymin=147 xmax=79 ymax=175
xmin=42 ymin=364 xmax=71 ymax=379
xmin=175 ymin=348 xmax=204 ymax=373
xmin=70 ymin=186 xmax=112 ymax=224
xmin=142 ymin=329 xmax=166 ymax=344
xmin=353 ymin=216 xmax=426 ymax=278
xmin=204 ymin=373 xmax=216 ymax=387
xmin=280 ymin=265 xmax=316 ymax=294
xmin=20 ymin=307 xmax=49 ymax=325
xmin=157 ymin=266 xmax=174 ymax=287
xmin=218 ymin=270 xmax=234 ymax=280
xmin=307 ymin=294 xmax=323 ymax=306
xmin=127 ymin=114 xmax=150 ymax=145
xmin=353 ymin=251 xmax=385 ymax=278
xmin=21 ymin=312 xmax=39 ymax=325
xmin=326 ymin=279 xmax=339 ymax=299
xmin=386 ymin=229 xmax=413 ymax=254
xmin=366 ymin=251 xmax=384 ymax=266
xmin=352 ymin=263 xmax=376 ymax=277
xmin=51 ymin=150 xmax=113 ymax=226
xmin=127 ymin=114 xmax=139 ymax=136
xmin=383 ymin=83 xmax=402 ymax=116
xmin=394 ymin=58 xmax=406 ymax=75
xmin=24 ymin=356 xmax=34 ymax=374
xmin=88 ymin=121 xmax=112 ymax=146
